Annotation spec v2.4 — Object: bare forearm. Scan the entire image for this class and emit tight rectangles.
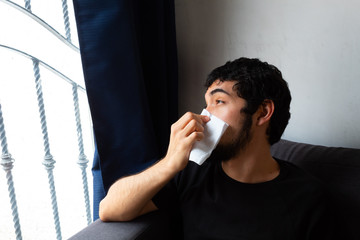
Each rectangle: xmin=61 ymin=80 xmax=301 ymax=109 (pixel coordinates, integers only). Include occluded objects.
xmin=99 ymin=158 xmax=176 ymax=221
xmin=99 ymin=112 xmax=209 ymax=222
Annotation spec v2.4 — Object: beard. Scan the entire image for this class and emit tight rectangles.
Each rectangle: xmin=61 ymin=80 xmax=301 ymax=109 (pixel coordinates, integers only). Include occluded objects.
xmin=208 ymin=113 xmax=253 ymax=163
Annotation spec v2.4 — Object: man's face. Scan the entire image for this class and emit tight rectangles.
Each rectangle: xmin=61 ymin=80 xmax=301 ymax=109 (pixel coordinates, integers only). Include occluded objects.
xmin=205 ymin=80 xmax=253 ymax=161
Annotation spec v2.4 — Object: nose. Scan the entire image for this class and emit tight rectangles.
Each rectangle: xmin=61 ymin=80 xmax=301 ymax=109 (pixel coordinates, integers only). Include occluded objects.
xmin=205 ymin=105 xmax=212 ymax=113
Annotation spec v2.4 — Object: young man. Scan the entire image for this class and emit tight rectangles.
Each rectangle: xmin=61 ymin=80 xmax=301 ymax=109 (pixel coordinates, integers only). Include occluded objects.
xmin=99 ymin=58 xmax=333 ymax=239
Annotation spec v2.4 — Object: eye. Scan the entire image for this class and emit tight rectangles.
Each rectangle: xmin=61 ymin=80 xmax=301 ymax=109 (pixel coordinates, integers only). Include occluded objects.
xmin=216 ymin=100 xmax=225 ymax=104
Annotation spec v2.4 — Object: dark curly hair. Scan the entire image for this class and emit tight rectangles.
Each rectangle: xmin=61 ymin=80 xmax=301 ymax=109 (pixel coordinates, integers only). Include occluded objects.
xmin=205 ymin=57 xmax=291 ymax=145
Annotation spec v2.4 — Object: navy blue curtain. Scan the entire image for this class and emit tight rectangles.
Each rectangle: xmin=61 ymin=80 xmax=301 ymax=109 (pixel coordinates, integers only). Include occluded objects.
xmin=73 ymin=0 xmax=178 ymax=220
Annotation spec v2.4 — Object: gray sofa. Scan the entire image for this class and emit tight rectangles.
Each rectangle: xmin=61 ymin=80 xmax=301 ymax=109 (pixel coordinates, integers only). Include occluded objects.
xmin=70 ymin=139 xmax=360 ymax=239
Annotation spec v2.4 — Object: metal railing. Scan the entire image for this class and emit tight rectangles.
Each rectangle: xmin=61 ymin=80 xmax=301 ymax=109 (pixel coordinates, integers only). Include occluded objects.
xmin=0 ymin=1 xmax=92 ymax=239
xmin=1 ymin=0 xmax=79 ymax=52
xmin=0 ymin=104 xmax=22 ymax=240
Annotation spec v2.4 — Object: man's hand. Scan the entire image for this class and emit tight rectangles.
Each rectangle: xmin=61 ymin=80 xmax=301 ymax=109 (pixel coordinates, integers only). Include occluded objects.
xmin=99 ymin=112 xmax=209 ymax=222
xmin=163 ymin=112 xmax=210 ymax=172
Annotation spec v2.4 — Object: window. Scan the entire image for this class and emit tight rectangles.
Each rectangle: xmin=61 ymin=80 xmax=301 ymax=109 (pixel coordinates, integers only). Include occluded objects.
xmin=0 ymin=1 xmax=94 ymax=239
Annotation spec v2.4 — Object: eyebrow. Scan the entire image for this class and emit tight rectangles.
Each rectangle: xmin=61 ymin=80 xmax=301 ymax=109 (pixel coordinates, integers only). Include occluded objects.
xmin=210 ymin=88 xmax=231 ymax=96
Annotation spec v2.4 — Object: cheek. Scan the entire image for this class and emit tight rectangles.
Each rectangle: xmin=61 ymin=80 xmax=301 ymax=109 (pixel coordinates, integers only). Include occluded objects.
xmin=219 ymin=125 xmax=239 ymax=144
xmin=207 ymin=102 xmax=243 ymax=133
xmin=220 ymin=113 xmax=245 ymax=141
xmin=217 ymin=109 xmax=240 ymax=129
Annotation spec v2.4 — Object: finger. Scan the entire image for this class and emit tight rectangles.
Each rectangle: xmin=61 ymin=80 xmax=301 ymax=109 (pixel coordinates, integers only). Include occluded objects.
xmin=173 ymin=112 xmax=204 ymax=131
xmin=182 ymin=119 xmax=205 ymax=137
xmin=199 ymin=114 xmax=210 ymax=123
xmin=193 ymin=131 xmax=205 ymax=141
xmin=185 ymin=131 xmax=205 ymax=146
xmin=171 ymin=112 xmax=194 ymax=132
xmin=190 ymin=113 xmax=210 ymax=125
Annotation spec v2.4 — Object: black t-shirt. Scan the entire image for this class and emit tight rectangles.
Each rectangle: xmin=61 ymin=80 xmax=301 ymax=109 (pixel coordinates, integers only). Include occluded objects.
xmin=153 ymin=159 xmax=334 ymax=240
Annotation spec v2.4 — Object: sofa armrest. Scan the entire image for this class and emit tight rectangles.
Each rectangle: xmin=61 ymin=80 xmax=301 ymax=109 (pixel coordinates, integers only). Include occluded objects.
xmin=69 ymin=211 xmax=173 ymax=240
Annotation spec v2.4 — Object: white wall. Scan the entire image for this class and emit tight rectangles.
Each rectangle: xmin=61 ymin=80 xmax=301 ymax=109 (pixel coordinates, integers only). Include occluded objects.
xmin=175 ymin=0 xmax=360 ymax=148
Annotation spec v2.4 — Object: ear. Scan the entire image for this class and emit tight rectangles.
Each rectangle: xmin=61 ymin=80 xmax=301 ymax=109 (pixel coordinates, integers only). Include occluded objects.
xmin=255 ymin=99 xmax=274 ymax=126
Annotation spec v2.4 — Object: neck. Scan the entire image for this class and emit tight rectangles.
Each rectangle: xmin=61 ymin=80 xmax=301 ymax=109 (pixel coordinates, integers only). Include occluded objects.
xmin=221 ymin=137 xmax=280 ymax=184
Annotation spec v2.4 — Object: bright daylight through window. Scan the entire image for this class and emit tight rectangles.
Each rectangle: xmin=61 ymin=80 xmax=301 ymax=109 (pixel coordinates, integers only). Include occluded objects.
xmin=0 ymin=0 xmax=94 ymax=239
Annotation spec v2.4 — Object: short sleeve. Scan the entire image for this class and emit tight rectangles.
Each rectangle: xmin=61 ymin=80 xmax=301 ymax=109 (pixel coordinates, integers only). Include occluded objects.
xmin=152 ymin=174 xmax=180 ymax=211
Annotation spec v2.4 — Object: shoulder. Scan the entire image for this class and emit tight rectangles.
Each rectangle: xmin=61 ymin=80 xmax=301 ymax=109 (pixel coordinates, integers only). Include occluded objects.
xmin=276 ymin=159 xmax=330 ymax=203
xmin=152 ymin=160 xmax=215 ymax=209
xmin=277 ymin=159 xmax=323 ymax=185
xmin=175 ymin=160 xmax=215 ymax=187
xmin=170 ymin=160 xmax=221 ymax=196
xmin=276 ymin=160 xmax=336 ymax=238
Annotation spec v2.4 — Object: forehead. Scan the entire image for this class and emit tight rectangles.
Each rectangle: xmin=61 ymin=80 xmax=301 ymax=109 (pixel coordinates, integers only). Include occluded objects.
xmin=205 ymin=80 xmax=237 ymax=96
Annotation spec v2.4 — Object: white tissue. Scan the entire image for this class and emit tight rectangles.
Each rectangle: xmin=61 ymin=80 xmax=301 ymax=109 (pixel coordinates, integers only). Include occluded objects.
xmin=189 ymin=109 xmax=229 ymax=165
